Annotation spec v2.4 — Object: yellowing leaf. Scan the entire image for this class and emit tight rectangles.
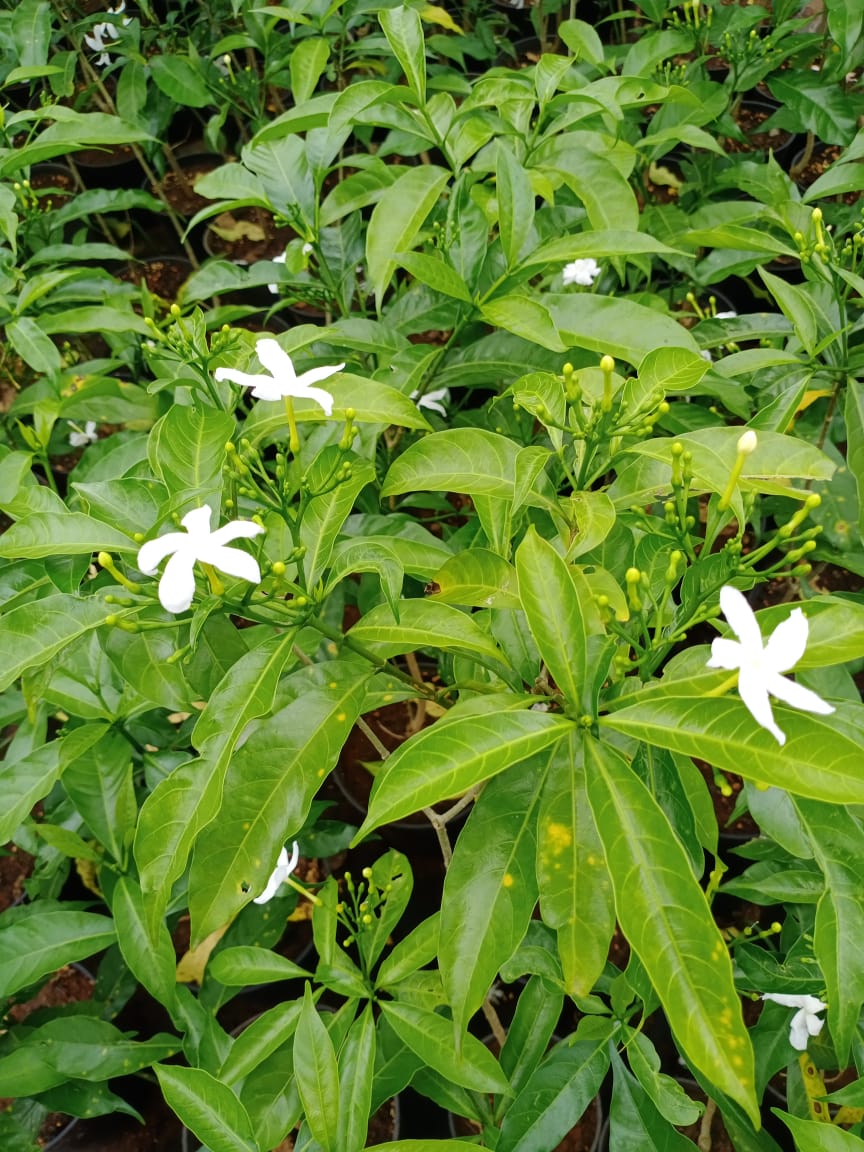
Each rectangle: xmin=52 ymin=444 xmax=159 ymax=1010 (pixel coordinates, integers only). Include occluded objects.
xmin=175 ymin=922 xmax=229 ymax=983
xmin=420 ymin=4 xmax=464 ymax=32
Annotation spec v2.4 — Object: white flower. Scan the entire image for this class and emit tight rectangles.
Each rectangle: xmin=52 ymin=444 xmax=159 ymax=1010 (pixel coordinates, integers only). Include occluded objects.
xmin=715 ymin=310 xmax=737 ymax=319
xmin=254 ymin=842 xmax=301 ymax=904
xmin=762 ymin=993 xmax=827 ymax=1050
xmin=707 ymin=585 xmax=834 ymax=745
xmin=699 ymin=349 xmax=713 ymax=363
xmin=267 ymin=249 xmax=287 ymax=295
xmin=214 ymin=337 xmax=343 ymax=417
xmin=410 ymin=386 xmax=449 ymax=418
xmin=137 ymin=505 xmax=264 ymax=615
xmin=562 ymin=258 xmax=601 ymax=287
xmin=84 ymin=1 xmax=131 ymax=66
xmin=68 ymin=420 xmax=98 ymax=448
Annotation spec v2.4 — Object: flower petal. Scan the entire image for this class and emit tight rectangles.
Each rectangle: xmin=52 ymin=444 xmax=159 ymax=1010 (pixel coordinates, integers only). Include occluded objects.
xmin=252 ymin=869 xmax=284 ymax=904
xmin=158 ymin=550 xmax=198 ymax=614
xmin=766 ymin=672 xmax=835 ymax=716
xmin=762 ymin=993 xmax=808 ymax=1009
xmin=180 ymin=506 xmax=213 ymax=536
xmin=136 ymin=533 xmax=187 ymax=576
xmin=204 ymin=544 xmax=262 ymax=586
xmin=706 ymin=637 xmax=743 ymax=671
xmin=737 ymin=667 xmax=786 ymax=744
xmin=719 ymin=585 xmax=762 ymax=652
xmin=295 ymin=363 xmax=345 ymax=390
xmin=763 ymin=608 xmax=809 ymax=672
xmin=255 ymin=338 xmax=295 ymax=383
xmin=214 ymin=367 xmax=269 ymax=391
xmin=295 ymin=384 xmax=335 ymax=416
xmin=788 ymin=1008 xmax=811 ymax=1050
xmin=209 ymin=519 xmax=265 ymax=547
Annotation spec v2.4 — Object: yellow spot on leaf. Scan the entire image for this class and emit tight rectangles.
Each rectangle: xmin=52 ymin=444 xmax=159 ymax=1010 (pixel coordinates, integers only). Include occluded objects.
xmin=502 ymin=873 xmax=514 ymax=888
xmin=545 ymin=821 xmax=572 ymax=855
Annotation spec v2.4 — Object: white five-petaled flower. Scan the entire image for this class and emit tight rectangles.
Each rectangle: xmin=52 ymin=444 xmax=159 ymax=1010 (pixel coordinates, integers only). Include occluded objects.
xmin=762 ymin=993 xmax=827 ymax=1051
xmin=137 ymin=505 xmax=264 ymax=615
xmin=707 ymin=585 xmax=834 ymax=745
xmin=84 ymin=0 xmax=131 ymax=66
xmin=214 ymin=337 xmax=343 ymax=417
xmin=410 ymin=386 xmax=449 ymax=418
xmin=562 ymin=258 xmax=601 ymax=287
xmin=68 ymin=420 xmax=98 ymax=448
xmin=254 ymin=842 xmax=301 ymax=904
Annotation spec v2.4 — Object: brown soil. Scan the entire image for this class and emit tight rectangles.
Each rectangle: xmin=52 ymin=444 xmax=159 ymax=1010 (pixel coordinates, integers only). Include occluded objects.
xmin=695 ymin=760 xmax=759 ymax=840
xmin=793 ymin=143 xmax=861 ymax=204
xmin=722 ymin=105 xmax=793 ymax=156
xmin=118 ymin=258 xmax=191 ymax=301
xmin=204 ymin=207 xmax=295 ymax=263
xmin=4 ymin=963 xmax=94 ymax=1025
xmin=152 ymin=161 xmax=221 ymax=216
xmin=0 ymin=842 xmax=34 ymax=913
xmin=29 ymin=165 xmax=76 ymax=209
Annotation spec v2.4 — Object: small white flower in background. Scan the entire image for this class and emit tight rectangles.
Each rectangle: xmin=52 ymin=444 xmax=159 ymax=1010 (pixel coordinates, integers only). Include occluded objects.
xmin=410 ymin=386 xmax=449 ymax=418
xmin=562 ymin=258 xmax=601 ymax=287
xmin=214 ymin=337 xmax=343 ymax=416
xmin=761 ymin=992 xmax=827 ymax=1050
xmin=714 ymin=310 xmax=737 ymax=320
xmin=267 ymin=249 xmax=287 ymax=295
xmin=699 ymin=349 xmax=713 ymax=363
xmin=254 ymin=842 xmax=301 ymax=904
xmin=706 ymin=585 xmax=834 ymax=745
xmin=137 ymin=505 xmax=264 ymax=615
xmin=84 ymin=0 xmax=131 ymax=66
xmin=68 ymin=420 xmax=98 ymax=448
xmin=302 ymin=242 xmax=314 ymax=256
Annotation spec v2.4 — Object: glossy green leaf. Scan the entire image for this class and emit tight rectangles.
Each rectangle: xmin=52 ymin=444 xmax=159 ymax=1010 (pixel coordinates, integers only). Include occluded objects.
xmin=379 ymin=6 xmax=426 ymax=104
xmin=0 ymin=728 xmax=99 ymax=846
xmin=337 ymin=1006 xmax=377 ymax=1152
xmin=6 ymin=315 xmax=61 ymax=373
xmin=499 ymin=975 xmax=562 ymax=1099
xmin=627 ymin=1033 xmax=703 ymax=1126
xmin=220 ymin=1001 xmax=302 ymax=1087
xmin=547 ymin=292 xmax=699 ymax=366
xmin=481 ymin=295 xmax=567 ymax=353
xmin=379 ymin=1001 xmax=510 ymax=1094
xmin=109 ymin=875 xmax=178 ymax=1012
xmin=758 ymin=268 xmax=821 ymax=357
xmin=498 ymin=1037 xmax=609 ymax=1152
xmin=638 ymin=346 xmax=710 ymax=394
xmin=63 ymin=727 xmax=135 ymax=863
xmin=792 ymin=800 xmax=864 ymax=1066
xmin=294 ymin=987 xmax=340 ymax=1152
xmin=608 ymin=1047 xmax=694 ymax=1151
xmin=208 ymin=946 xmax=312 ymax=986
xmin=394 ymin=251 xmax=473 ymax=303
xmin=134 ymin=631 xmax=298 ymax=921
xmin=150 ymin=54 xmax=213 ymax=107
xmin=300 ymin=448 xmax=376 ymax=586
xmin=354 ymin=703 xmax=573 ymax=839
xmin=381 ymin=429 xmax=519 ymax=500
xmin=441 ymin=757 xmax=546 ymax=1034
xmin=189 ymin=660 xmax=369 ymax=942
xmin=426 ymin=548 xmax=520 ymax=609
xmin=347 ymin=600 xmax=505 ymax=665
xmin=584 ymin=738 xmax=758 ymax=1124
xmin=155 ymin=1065 xmax=257 ymax=1152
xmin=0 ymin=511 xmax=135 ymax=558
xmin=845 ymin=379 xmax=864 ymax=539
xmin=775 ymin=1112 xmax=864 ymax=1151
xmin=538 ymin=733 xmax=614 ymax=997
xmin=497 ymin=141 xmax=534 ymax=269
xmin=289 ymin=37 xmax=330 ymax=104
xmin=0 ymin=906 xmax=116 ymax=998
xmin=366 ymin=166 xmax=449 ymax=310
xmin=147 ymin=406 xmax=234 ymax=510
xmin=522 ymin=229 xmax=680 ymax=271
xmin=601 ymin=696 xmax=864 ymax=804
xmin=377 ymin=913 xmax=439 ymax=988
xmin=545 ymin=146 xmax=639 ymax=231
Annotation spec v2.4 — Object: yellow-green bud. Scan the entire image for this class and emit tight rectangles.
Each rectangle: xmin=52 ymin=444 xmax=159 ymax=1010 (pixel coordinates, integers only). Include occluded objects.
xmin=271 ymin=561 xmax=286 ymax=577
xmin=600 ymin=354 xmax=615 ymax=374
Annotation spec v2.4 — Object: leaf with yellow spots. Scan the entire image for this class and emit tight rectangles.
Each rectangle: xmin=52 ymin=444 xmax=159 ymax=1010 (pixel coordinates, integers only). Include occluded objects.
xmin=584 ymin=736 xmax=759 ymax=1126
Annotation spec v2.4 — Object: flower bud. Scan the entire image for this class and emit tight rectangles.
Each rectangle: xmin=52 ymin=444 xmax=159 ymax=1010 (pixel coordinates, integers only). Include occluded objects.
xmin=736 ymin=429 xmax=758 ymax=456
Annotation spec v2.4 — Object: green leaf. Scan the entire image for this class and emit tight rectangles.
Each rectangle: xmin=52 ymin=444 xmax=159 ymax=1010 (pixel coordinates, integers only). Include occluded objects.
xmin=775 ymin=1111 xmax=864 ymax=1151
xmin=547 ymin=293 xmax=699 ymax=367
xmin=0 ymin=593 xmax=129 ymax=692
xmin=498 ymin=1038 xmax=609 ymax=1152
xmin=602 ymin=697 xmax=864 ymax=804
xmin=347 ymin=600 xmax=506 ymax=665
xmin=6 ymin=316 xmax=61 ymax=374
xmin=608 ymin=1047 xmax=694 ymax=1151
xmin=638 ymin=346 xmax=710 ymax=394
xmin=627 ymin=1032 xmax=703 ymax=1126
xmin=544 ymin=146 xmax=639 ymax=231
xmin=538 ymin=733 xmax=614 ymax=997
xmin=758 ymin=268 xmax=820 ymax=357
xmin=791 ymin=800 xmax=864 ymax=1067
xmin=767 ymin=76 xmax=859 ymax=145
xmin=109 ymin=875 xmax=178 ymax=1011
xmin=289 ymin=37 xmax=330 ymax=104
xmin=497 ymin=142 xmax=534 ymax=270
xmin=584 ymin=737 xmax=758 ymax=1125
xmin=382 ymin=429 xmax=519 ymax=500
xmin=147 ymin=406 xmax=234 ymax=510
xmin=294 ymin=987 xmax=340 ymax=1152
xmin=208 ymin=946 xmax=311 ymax=986
xmin=337 ymin=1006 xmax=377 ymax=1152
xmin=379 ymin=1001 xmax=510 ymax=1094
xmin=366 ymin=166 xmax=449 ymax=310
xmin=379 ymin=6 xmax=426 ymax=104
xmin=440 ymin=758 xmax=545 ymax=1034
xmin=63 ymin=727 xmax=136 ymax=862
xmin=149 ymin=54 xmax=214 ymax=108
xmin=0 ymin=906 xmax=116 ymax=998
xmin=155 ymin=1065 xmax=257 ymax=1152
xmin=134 ymin=631 xmax=298 ymax=921
xmin=845 ymin=379 xmax=864 ymax=539
xmin=522 ymin=229 xmax=681 ymax=272
xmin=394 ymin=251 xmax=473 ymax=303
xmin=0 ymin=511 xmax=135 ymax=559
xmin=481 ymin=295 xmax=566 ymax=353
xmin=300 ymin=448 xmax=376 ymax=587
xmin=188 ymin=660 xmax=369 ymax=942
xmin=516 ymin=527 xmax=593 ymax=714
xmin=426 ymin=548 xmax=520 ymax=609
xmin=220 ymin=1001 xmax=302 ymax=1086
xmin=353 ymin=701 xmax=573 ymax=839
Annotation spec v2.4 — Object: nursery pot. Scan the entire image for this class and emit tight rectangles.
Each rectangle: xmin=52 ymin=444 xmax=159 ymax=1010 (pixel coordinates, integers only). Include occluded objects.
xmin=720 ymin=99 xmax=798 ymax=167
